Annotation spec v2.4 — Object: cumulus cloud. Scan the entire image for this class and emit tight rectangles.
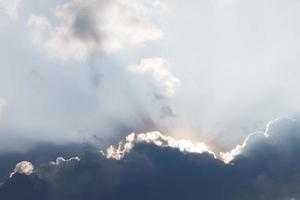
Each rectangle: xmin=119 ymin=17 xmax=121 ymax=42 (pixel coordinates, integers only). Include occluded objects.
xmin=9 ymin=161 xmax=34 ymax=178
xmin=129 ymin=57 xmax=180 ymax=97
xmin=220 ymin=132 xmax=261 ymax=163
xmin=0 ymin=0 xmax=22 ymax=20
xmin=2 ymin=118 xmax=300 ymax=200
xmin=106 ymin=131 xmax=214 ymax=160
xmin=27 ymin=0 xmax=163 ymax=61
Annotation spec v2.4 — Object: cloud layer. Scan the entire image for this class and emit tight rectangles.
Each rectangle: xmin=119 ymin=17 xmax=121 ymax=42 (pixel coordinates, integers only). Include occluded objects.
xmin=1 ymin=118 xmax=300 ymax=200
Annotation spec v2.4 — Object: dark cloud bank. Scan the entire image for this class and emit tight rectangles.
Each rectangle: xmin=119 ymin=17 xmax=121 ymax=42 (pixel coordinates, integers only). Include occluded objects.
xmin=1 ymin=118 xmax=300 ymax=200
xmin=0 ymin=143 xmax=93 ymax=183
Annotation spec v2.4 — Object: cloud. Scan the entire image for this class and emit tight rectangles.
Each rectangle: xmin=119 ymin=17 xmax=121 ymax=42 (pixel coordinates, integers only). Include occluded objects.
xmin=106 ymin=131 xmax=215 ymax=160
xmin=0 ymin=0 xmax=22 ymax=20
xmin=2 ymin=118 xmax=300 ymax=200
xmin=220 ymin=118 xmax=299 ymax=163
xmin=9 ymin=161 xmax=34 ymax=178
xmin=27 ymin=0 xmax=163 ymax=61
xmin=0 ymin=143 xmax=92 ymax=183
xmin=129 ymin=57 xmax=180 ymax=97
xmin=36 ymin=156 xmax=80 ymax=184
xmin=220 ymin=132 xmax=261 ymax=163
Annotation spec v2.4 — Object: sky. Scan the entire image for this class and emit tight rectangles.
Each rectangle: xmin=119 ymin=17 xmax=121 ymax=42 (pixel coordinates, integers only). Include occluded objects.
xmin=0 ymin=0 xmax=300 ymax=199
xmin=0 ymin=0 xmax=299 ymax=151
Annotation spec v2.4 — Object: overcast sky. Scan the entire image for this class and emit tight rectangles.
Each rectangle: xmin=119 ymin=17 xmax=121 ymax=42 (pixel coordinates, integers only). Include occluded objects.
xmin=0 ymin=0 xmax=299 ymax=152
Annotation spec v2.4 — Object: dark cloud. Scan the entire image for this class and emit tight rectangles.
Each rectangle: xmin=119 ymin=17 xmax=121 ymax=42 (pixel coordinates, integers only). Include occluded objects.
xmin=0 ymin=143 xmax=93 ymax=183
xmin=1 ymin=118 xmax=300 ymax=200
xmin=0 ymin=173 xmax=48 ymax=200
xmin=71 ymin=7 xmax=102 ymax=44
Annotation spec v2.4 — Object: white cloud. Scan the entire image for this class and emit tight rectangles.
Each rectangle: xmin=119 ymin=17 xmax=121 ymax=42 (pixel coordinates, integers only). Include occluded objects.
xmin=129 ymin=57 xmax=180 ymax=97
xmin=49 ymin=157 xmax=80 ymax=166
xmin=27 ymin=0 xmax=163 ymax=61
xmin=0 ymin=0 xmax=22 ymax=20
xmin=106 ymin=131 xmax=215 ymax=160
xmin=10 ymin=161 xmax=34 ymax=178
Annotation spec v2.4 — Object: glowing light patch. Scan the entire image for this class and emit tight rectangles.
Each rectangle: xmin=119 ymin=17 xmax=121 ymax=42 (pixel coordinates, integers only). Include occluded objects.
xmin=10 ymin=161 xmax=34 ymax=178
xmin=49 ymin=157 xmax=80 ymax=166
xmin=106 ymin=131 xmax=216 ymax=160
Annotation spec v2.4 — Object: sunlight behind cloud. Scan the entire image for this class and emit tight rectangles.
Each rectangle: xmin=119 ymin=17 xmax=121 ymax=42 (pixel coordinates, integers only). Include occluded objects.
xmin=106 ymin=131 xmax=216 ymax=160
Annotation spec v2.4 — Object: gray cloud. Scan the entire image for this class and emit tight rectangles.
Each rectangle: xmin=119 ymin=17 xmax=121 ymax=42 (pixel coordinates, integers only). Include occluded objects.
xmin=160 ymin=105 xmax=176 ymax=118
xmin=0 ymin=142 xmax=92 ymax=183
xmin=27 ymin=0 xmax=163 ymax=61
xmin=1 ymin=118 xmax=300 ymax=199
xmin=0 ymin=1 xmax=299 ymax=198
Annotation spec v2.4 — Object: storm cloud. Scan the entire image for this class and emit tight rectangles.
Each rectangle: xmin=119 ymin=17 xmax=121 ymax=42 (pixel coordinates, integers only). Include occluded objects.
xmin=1 ymin=118 xmax=300 ymax=200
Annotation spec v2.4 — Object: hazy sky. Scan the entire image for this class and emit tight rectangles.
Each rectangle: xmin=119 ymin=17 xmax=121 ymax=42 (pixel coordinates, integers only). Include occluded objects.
xmin=0 ymin=0 xmax=299 ymax=152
